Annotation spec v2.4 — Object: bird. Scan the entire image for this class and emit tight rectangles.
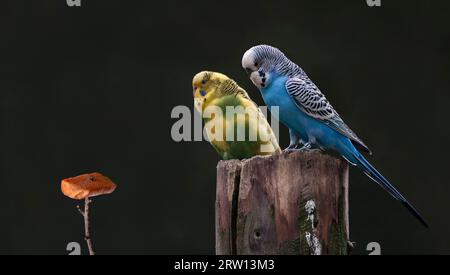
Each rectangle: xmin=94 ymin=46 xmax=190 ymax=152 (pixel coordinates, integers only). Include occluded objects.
xmin=192 ymin=71 xmax=281 ymax=160
xmin=241 ymin=45 xmax=428 ymax=227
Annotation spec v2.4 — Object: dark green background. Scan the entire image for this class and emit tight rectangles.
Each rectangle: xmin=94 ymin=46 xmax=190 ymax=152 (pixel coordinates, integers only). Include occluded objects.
xmin=1 ymin=0 xmax=449 ymax=254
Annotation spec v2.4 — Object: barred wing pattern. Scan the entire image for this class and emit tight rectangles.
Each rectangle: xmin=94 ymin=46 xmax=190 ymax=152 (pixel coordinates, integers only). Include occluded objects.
xmin=285 ymin=77 xmax=372 ymax=154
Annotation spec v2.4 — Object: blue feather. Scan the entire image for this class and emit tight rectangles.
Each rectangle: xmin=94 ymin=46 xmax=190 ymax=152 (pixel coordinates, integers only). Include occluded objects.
xmin=260 ymin=73 xmax=428 ymax=228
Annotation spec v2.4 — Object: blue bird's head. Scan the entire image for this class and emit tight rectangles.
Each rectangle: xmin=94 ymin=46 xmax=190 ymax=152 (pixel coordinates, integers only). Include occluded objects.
xmin=242 ymin=45 xmax=287 ymax=90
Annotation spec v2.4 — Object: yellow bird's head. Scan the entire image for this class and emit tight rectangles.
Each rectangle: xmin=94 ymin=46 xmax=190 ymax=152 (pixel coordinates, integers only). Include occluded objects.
xmin=192 ymin=71 xmax=230 ymax=113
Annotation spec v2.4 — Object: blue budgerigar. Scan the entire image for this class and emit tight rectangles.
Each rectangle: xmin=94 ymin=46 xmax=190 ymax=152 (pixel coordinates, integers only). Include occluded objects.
xmin=242 ymin=45 xmax=428 ymax=227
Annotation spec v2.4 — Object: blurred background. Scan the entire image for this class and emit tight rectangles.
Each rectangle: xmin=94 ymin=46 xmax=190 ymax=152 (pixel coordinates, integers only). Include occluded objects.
xmin=0 ymin=0 xmax=449 ymax=255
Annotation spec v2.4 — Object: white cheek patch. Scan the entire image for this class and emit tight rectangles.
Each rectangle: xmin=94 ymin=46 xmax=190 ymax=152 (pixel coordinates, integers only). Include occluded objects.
xmin=250 ymin=71 xmax=268 ymax=89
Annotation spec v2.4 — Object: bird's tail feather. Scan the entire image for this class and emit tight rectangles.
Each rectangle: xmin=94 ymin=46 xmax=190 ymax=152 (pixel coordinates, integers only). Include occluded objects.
xmin=353 ymin=151 xmax=429 ymax=228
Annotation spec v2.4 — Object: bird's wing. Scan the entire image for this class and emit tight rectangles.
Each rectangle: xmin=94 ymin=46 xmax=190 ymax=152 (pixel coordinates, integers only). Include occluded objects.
xmin=285 ymin=77 xmax=372 ymax=154
xmin=240 ymin=96 xmax=281 ymax=154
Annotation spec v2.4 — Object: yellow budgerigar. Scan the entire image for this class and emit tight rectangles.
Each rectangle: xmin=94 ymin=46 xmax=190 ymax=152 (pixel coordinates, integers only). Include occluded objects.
xmin=192 ymin=71 xmax=281 ymax=160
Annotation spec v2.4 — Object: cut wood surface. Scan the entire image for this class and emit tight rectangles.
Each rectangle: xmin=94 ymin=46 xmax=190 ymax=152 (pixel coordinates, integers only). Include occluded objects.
xmin=216 ymin=150 xmax=349 ymax=255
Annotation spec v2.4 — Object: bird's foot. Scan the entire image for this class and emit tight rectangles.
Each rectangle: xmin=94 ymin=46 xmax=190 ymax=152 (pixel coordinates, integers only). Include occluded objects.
xmin=283 ymin=143 xmax=303 ymax=153
xmin=284 ymin=143 xmax=322 ymax=154
xmin=298 ymin=143 xmax=312 ymax=151
xmin=295 ymin=143 xmax=313 ymax=151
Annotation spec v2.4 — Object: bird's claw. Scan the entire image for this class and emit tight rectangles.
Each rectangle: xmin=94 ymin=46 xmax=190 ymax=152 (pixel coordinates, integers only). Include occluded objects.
xmin=284 ymin=143 xmax=314 ymax=152
xmin=283 ymin=143 xmax=303 ymax=153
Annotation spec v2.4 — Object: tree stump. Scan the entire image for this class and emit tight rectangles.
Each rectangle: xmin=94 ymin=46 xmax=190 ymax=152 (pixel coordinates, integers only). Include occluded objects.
xmin=215 ymin=150 xmax=349 ymax=255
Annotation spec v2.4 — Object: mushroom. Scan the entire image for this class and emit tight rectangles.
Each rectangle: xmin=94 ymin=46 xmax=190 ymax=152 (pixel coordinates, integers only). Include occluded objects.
xmin=61 ymin=172 xmax=117 ymax=255
xmin=62 ymin=172 xmax=117 ymax=200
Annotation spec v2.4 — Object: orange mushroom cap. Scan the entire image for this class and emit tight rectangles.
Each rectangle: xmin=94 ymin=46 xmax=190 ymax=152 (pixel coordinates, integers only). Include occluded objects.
xmin=61 ymin=172 xmax=117 ymax=200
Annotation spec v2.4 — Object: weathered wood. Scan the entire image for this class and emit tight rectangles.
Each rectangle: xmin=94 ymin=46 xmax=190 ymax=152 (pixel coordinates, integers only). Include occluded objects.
xmin=216 ymin=150 xmax=349 ymax=255
xmin=215 ymin=160 xmax=241 ymax=255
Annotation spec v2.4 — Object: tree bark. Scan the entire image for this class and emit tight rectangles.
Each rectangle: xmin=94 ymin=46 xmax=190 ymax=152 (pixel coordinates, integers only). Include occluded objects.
xmin=216 ymin=150 xmax=349 ymax=255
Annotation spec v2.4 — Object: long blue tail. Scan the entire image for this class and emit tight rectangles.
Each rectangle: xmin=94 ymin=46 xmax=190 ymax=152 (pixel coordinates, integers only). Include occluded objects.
xmin=352 ymin=150 xmax=428 ymax=228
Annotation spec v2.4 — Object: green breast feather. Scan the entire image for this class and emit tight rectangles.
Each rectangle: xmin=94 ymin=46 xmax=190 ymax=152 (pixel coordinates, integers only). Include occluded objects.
xmin=205 ymin=95 xmax=281 ymax=160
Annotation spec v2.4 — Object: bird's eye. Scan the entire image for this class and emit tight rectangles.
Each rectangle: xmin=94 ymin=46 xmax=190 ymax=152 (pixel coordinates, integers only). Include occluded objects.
xmin=254 ymin=62 xmax=258 ymax=67
xmin=202 ymin=80 xmax=206 ymax=84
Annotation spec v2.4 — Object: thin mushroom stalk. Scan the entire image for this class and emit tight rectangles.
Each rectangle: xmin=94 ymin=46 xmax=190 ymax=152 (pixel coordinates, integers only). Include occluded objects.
xmin=77 ymin=198 xmax=95 ymax=255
